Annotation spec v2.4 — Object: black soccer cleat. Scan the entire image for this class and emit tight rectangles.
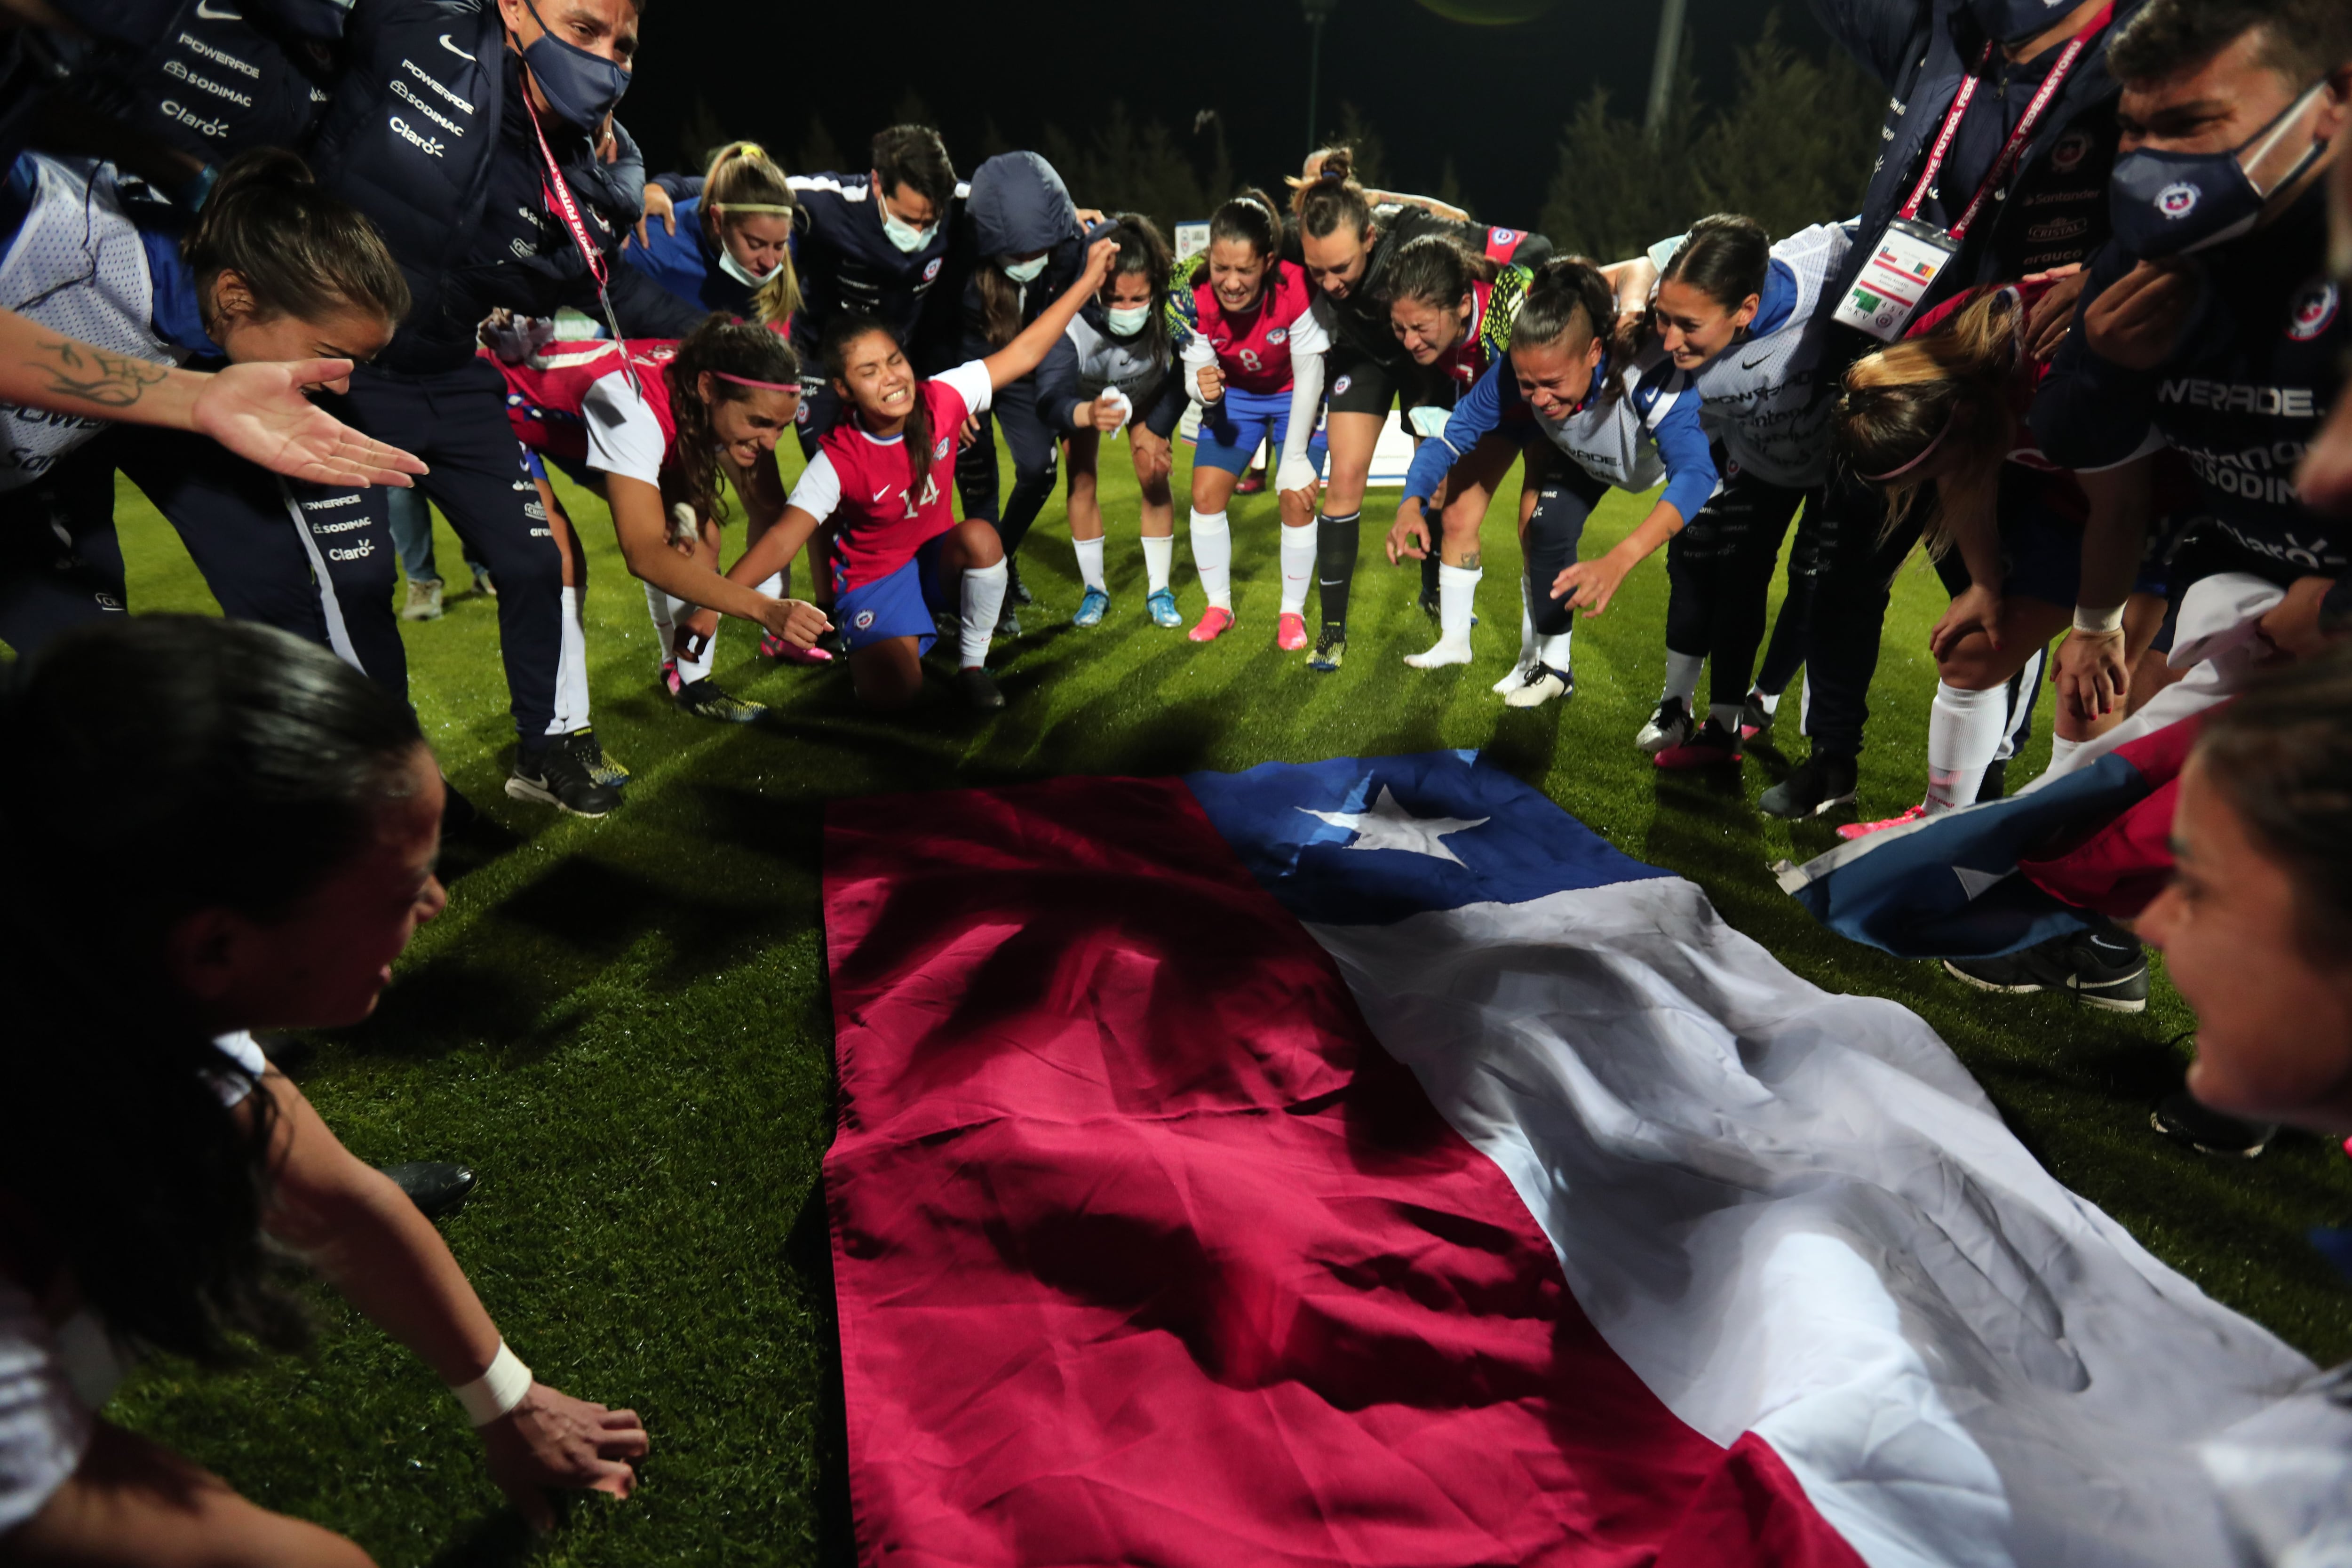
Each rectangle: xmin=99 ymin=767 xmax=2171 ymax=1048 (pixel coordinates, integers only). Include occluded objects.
xmin=2150 ymin=1093 xmax=2275 ymax=1158
xmin=1759 ymin=753 xmax=1859 ymax=820
xmin=1007 ymin=558 xmax=1033 ymax=606
xmin=1940 ymin=922 xmax=2150 ymax=1013
xmin=567 ymin=728 xmax=630 ymax=789
xmin=1308 ymin=629 xmax=1347 ymax=673
xmin=506 ymin=740 xmax=620 ymax=818
xmin=672 ymin=677 xmax=771 ymax=725
xmin=957 ymin=666 xmax=1006 ymax=710
xmin=380 ymin=1161 xmax=477 ymax=1220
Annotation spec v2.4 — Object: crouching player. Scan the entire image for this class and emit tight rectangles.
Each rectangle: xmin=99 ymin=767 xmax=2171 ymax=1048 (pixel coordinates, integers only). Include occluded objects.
xmin=493 ymin=318 xmax=833 ymax=730
xmin=725 ymin=238 xmax=1120 ymax=710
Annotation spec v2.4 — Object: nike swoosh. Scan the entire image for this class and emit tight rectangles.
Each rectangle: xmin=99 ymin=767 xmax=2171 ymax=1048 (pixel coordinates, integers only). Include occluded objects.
xmin=438 ymin=32 xmax=475 ymax=60
xmin=193 ymin=0 xmax=241 ymax=16
xmin=2088 ymin=938 xmax=2132 ymax=951
xmin=871 ymin=486 xmax=891 ymax=501
xmin=1741 ymin=354 xmax=1772 ymax=370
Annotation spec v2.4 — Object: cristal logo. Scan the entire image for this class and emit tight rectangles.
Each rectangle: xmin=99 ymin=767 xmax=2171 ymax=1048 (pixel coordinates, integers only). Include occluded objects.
xmin=2157 ymin=183 xmax=2199 ymax=218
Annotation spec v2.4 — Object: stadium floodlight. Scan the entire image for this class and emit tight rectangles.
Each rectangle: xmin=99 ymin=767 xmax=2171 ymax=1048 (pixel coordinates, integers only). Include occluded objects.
xmin=1303 ymin=0 xmax=1339 ymax=157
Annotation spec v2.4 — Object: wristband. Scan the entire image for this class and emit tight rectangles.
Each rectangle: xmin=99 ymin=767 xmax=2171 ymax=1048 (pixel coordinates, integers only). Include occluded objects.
xmin=2072 ymin=604 xmax=2125 ymax=637
xmin=451 ymin=1341 xmax=533 ymax=1426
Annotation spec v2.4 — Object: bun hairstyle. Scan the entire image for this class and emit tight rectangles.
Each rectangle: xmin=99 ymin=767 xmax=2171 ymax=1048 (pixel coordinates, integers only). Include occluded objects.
xmin=667 ymin=314 xmax=801 ymax=526
xmin=820 ymin=312 xmax=934 ymax=502
xmin=703 ymin=140 xmax=802 ymax=324
xmin=1188 ymin=188 xmax=1286 ymax=301
xmin=183 ymin=147 xmax=409 ymax=336
xmin=0 ymin=616 xmax=428 ymax=1367
xmin=2193 ymin=642 xmax=2352 ymax=963
xmin=1513 ymin=256 xmax=1634 ymax=406
xmin=1292 ymin=143 xmax=1374 ymax=240
xmin=1658 ymin=212 xmax=1770 ymax=312
xmin=1387 ymin=233 xmax=1495 ymax=316
xmin=1833 ymin=285 xmax=2023 ymax=541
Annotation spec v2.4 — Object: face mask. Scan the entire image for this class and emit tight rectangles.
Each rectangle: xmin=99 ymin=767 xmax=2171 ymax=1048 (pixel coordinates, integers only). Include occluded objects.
xmin=1965 ymin=0 xmax=2074 ymax=45
xmin=1001 ymin=254 xmax=1049 ymax=285
xmin=881 ymin=207 xmax=932 ymax=254
xmin=716 ymin=246 xmax=767 ymax=287
xmin=517 ymin=0 xmax=629 ymax=130
xmin=1105 ymin=303 xmax=1152 ymax=336
xmin=2110 ymin=81 xmax=2332 ymax=260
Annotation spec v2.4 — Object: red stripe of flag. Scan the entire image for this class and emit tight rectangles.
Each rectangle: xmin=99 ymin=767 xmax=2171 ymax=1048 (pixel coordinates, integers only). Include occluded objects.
xmin=823 ymin=775 xmax=1864 ymax=1567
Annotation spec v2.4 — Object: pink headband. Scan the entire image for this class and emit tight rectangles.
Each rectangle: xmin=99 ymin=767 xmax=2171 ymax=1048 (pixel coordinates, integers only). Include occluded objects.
xmin=711 ymin=372 xmax=800 ymax=393
xmin=1861 ymin=411 xmax=1956 ymax=484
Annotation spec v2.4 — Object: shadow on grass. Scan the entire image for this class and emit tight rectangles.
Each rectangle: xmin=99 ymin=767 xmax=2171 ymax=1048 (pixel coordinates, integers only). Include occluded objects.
xmin=785 ymin=1177 xmax=858 ymax=1568
xmin=422 ymin=1510 xmax=534 ymax=1568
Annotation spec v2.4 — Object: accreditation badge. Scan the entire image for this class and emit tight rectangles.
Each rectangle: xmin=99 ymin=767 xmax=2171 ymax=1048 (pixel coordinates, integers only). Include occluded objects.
xmin=1832 ymin=218 xmax=1960 ymax=342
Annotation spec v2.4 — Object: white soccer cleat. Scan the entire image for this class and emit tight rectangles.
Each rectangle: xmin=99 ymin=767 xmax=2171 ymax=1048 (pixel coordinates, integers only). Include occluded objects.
xmin=1501 ymin=663 xmax=1573 ymax=708
xmin=1635 ymin=696 xmax=1694 ymax=754
xmin=1490 ymin=658 xmax=1536 ymax=695
xmin=1403 ymin=635 xmax=1474 ymax=669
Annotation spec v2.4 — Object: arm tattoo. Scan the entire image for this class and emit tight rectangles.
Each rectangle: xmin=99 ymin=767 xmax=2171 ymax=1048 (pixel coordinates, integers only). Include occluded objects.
xmin=35 ymin=338 xmax=171 ymax=409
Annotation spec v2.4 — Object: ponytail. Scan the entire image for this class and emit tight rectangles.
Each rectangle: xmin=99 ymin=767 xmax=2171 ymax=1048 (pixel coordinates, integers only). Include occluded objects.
xmin=1515 ymin=257 xmax=1633 ymax=405
xmin=667 ymin=314 xmax=802 ymax=526
xmin=1293 ymin=144 xmax=1372 ymax=241
xmin=1833 ymin=285 xmax=2023 ymax=541
xmin=704 ymin=140 xmax=803 ymax=324
xmin=820 ymin=314 xmax=932 ymax=502
xmin=183 ymin=148 xmax=409 ymax=336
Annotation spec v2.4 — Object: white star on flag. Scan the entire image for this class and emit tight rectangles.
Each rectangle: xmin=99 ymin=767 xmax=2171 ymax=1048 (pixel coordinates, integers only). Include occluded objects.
xmin=1297 ymin=786 xmax=1490 ymax=868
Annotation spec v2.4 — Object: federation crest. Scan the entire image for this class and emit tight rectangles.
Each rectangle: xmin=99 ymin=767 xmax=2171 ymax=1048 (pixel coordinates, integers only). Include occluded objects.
xmin=1490 ymin=227 xmax=1518 ymax=246
xmin=923 ymin=258 xmax=943 ymax=281
xmin=1333 ymin=374 xmax=1353 ymax=396
xmin=2156 ymin=182 xmax=2199 ymax=220
xmin=1267 ymin=328 xmax=1288 ymax=345
xmin=853 ymin=609 xmax=875 ymax=630
xmin=2049 ymin=130 xmax=2092 ymax=174
xmin=2288 ymin=280 xmax=2340 ymax=342
xmin=933 ymin=436 xmax=952 ymax=460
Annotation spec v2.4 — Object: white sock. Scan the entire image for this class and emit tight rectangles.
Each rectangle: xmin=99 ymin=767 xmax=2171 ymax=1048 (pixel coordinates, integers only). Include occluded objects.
xmin=1756 ymin=687 xmax=1783 ymax=716
xmin=647 ymin=581 xmax=716 ymax=686
xmin=1279 ymin=523 xmax=1316 ymax=617
xmin=1709 ymin=702 xmax=1743 ymax=732
xmin=550 ymin=585 xmax=591 ymax=734
xmin=1534 ymin=629 xmax=1573 ymax=671
xmin=1073 ymin=535 xmax=1107 ymax=593
xmin=1996 ymin=647 xmax=2045 ymax=762
xmin=1497 ymin=581 xmax=1539 ymax=692
xmin=1141 ymin=534 xmax=1173 ymax=593
xmin=1191 ymin=509 xmax=1232 ymax=608
xmin=1926 ymin=680 xmax=2007 ymax=813
xmin=1438 ymin=563 xmax=1479 ymax=644
xmin=1798 ymin=671 xmax=1813 ymax=736
xmin=2048 ymin=733 xmax=2086 ymax=774
xmin=960 ymin=559 xmax=1009 ymax=668
xmin=1661 ymin=650 xmax=1703 ymax=708
xmin=756 ymin=570 xmax=786 ymax=599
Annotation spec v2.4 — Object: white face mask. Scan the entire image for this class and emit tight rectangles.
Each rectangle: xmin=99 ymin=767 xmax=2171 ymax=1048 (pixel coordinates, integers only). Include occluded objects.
xmin=716 ymin=247 xmax=767 ymax=287
xmin=1001 ymin=254 xmax=1049 ymax=284
xmin=1106 ymin=303 xmax=1152 ymax=336
xmin=882 ymin=207 xmax=932 ymax=254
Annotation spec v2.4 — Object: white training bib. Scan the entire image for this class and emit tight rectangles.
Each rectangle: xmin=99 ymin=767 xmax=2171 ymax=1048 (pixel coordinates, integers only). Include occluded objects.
xmin=1533 ymin=341 xmax=1686 ymax=493
xmin=1065 ymin=313 xmax=1164 ymax=415
xmin=1686 ymin=222 xmax=1853 ymax=489
xmin=0 ymin=156 xmax=181 ymax=493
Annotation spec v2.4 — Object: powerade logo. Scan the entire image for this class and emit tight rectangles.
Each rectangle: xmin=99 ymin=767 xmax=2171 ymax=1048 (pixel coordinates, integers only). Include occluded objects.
xmin=2157 ymin=182 xmax=2199 ymax=219
xmin=2288 ymin=280 xmax=2340 ymax=342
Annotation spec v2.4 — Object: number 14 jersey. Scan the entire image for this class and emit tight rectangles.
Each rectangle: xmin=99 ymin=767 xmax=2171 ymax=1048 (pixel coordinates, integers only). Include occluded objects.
xmin=787 ymin=360 xmax=993 ymax=592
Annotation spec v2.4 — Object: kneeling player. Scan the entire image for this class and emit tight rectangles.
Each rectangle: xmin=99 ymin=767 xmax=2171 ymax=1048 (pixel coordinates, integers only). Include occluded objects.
xmin=725 ymin=239 xmax=1119 ymax=710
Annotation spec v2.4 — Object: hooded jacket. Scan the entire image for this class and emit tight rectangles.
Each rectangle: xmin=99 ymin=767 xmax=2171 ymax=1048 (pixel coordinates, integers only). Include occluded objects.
xmin=918 ymin=150 xmax=1083 ymax=373
xmin=304 ymin=0 xmax=696 ymax=373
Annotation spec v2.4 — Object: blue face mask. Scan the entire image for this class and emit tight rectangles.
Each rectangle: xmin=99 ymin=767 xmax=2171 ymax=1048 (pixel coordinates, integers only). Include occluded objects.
xmin=1966 ymin=0 xmax=2076 ymax=45
xmin=517 ymin=0 xmax=630 ymax=131
xmin=2110 ymin=81 xmax=2332 ymax=261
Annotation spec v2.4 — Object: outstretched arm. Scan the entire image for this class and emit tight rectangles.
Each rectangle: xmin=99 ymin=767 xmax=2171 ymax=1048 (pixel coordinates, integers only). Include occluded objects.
xmin=607 ymin=472 xmax=829 ymax=649
xmin=1551 ymin=374 xmax=1716 ymax=616
xmin=0 ymin=310 xmax=426 ymax=487
xmin=981 ymin=238 xmax=1121 ymax=391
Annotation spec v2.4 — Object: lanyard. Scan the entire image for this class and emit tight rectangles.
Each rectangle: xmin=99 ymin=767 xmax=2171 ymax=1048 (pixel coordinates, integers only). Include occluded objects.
xmin=516 ymin=88 xmax=644 ymax=399
xmin=1897 ymin=4 xmax=2112 ymax=243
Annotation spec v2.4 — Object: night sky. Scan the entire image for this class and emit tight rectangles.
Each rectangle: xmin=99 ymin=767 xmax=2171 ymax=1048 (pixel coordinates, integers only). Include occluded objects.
xmin=622 ymin=0 xmax=1845 ymax=226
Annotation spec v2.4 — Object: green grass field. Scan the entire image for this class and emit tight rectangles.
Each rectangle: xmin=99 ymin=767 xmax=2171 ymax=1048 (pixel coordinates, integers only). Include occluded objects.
xmin=88 ymin=433 xmax=2352 ymax=1566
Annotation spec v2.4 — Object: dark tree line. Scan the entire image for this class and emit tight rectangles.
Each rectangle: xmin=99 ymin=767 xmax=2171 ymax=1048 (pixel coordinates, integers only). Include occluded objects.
xmin=674 ymin=14 xmax=1878 ymax=262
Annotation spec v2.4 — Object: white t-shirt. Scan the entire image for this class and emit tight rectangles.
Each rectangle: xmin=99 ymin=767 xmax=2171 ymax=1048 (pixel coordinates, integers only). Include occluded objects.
xmin=582 ymin=374 xmax=667 ymax=488
xmin=786 ymin=360 xmax=995 ymax=525
xmin=0 ymin=1281 xmax=89 ymax=1534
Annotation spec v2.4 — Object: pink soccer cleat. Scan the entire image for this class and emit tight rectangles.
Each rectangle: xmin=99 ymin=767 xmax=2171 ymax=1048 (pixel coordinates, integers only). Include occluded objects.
xmin=1276 ymin=612 xmax=1310 ymax=651
xmin=1837 ymin=803 xmax=1930 ymax=842
xmin=761 ymin=629 xmax=833 ymax=664
xmin=1188 ymin=606 xmax=1235 ymax=643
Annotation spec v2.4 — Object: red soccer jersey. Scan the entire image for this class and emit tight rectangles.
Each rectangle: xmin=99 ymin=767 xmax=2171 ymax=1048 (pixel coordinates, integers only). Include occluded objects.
xmin=1188 ymin=259 xmax=1318 ymax=395
xmin=490 ymin=339 xmax=681 ymax=471
xmin=813 ymin=372 xmax=981 ymax=591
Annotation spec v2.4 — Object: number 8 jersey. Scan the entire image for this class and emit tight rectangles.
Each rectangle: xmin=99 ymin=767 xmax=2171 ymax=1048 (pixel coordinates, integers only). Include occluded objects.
xmin=788 ymin=360 xmax=993 ymax=592
xmin=1169 ymin=257 xmax=1328 ymax=395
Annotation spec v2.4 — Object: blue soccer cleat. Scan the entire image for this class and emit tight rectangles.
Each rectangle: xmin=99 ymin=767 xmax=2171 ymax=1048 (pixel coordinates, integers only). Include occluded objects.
xmin=1146 ymin=588 xmax=1181 ymax=628
xmin=1073 ymin=586 xmax=1111 ymax=628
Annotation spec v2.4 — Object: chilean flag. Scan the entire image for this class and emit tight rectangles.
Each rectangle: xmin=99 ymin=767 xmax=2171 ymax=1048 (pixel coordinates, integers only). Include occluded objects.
xmin=822 ymin=750 xmax=2351 ymax=1567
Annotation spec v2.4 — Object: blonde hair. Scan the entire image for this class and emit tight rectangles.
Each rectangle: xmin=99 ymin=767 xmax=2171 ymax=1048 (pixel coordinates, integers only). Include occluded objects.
xmin=1833 ymin=286 xmax=2023 ymax=546
xmin=703 ymin=140 xmax=802 ymax=325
